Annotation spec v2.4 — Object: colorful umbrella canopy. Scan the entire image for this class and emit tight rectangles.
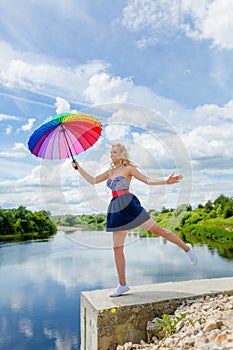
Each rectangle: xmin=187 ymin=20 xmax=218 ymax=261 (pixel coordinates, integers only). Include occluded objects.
xmin=28 ymin=113 xmax=102 ymax=160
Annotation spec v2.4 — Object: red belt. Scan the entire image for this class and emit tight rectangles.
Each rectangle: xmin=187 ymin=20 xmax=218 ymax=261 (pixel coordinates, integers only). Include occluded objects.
xmin=112 ymin=190 xmax=129 ymax=197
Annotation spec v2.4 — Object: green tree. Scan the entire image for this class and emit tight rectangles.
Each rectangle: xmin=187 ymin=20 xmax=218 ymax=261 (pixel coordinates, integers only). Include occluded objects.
xmin=33 ymin=210 xmax=56 ymax=236
xmin=214 ymin=194 xmax=231 ymax=208
xmin=174 ymin=204 xmax=192 ymax=217
xmin=214 ymin=195 xmax=233 ymax=218
xmin=61 ymin=214 xmax=77 ymax=227
xmin=0 ymin=209 xmax=16 ymax=235
xmin=0 ymin=207 xmax=56 ymax=241
xmin=223 ymin=203 xmax=233 ymax=218
xmin=204 ymin=200 xmax=214 ymax=213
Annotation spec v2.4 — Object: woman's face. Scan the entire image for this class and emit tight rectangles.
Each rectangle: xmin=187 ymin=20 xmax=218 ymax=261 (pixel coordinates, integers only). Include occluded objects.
xmin=111 ymin=146 xmax=121 ymax=164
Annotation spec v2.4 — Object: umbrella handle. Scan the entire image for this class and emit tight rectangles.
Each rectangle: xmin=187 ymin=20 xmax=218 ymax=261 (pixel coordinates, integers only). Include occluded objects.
xmin=60 ymin=124 xmax=78 ymax=170
xmin=72 ymin=159 xmax=78 ymax=170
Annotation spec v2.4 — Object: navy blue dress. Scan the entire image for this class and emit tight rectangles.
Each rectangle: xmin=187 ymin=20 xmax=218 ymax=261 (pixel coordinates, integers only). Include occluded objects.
xmin=106 ymin=176 xmax=150 ymax=232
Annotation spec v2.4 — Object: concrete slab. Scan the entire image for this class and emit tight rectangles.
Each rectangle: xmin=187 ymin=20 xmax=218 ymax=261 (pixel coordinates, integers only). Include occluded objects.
xmin=80 ymin=277 xmax=233 ymax=350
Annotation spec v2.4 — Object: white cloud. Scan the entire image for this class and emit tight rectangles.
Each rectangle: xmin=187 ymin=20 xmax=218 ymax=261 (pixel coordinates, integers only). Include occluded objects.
xmin=6 ymin=125 xmax=13 ymax=135
xmin=105 ymin=123 xmax=131 ymax=141
xmin=84 ymin=72 xmax=131 ymax=105
xmin=182 ymin=123 xmax=233 ymax=162
xmin=0 ymin=44 xmax=110 ymax=102
xmin=120 ymin=0 xmax=182 ymax=47
xmin=55 ymin=97 xmax=71 ymax=114
xmin=0 ymin=41 xmax=189 ymax=121
xmin=17 ymin=165 xmax=42 ymax=186
xmin=184 ymin=0 xmax=233 ymax=49
xmin=0 ymin=163 xmax=60 ymax=212
xmin=176 ymin=101 xmax=233 ymax=172
xmin=0 ymin=41 xmax=26 ymax=69
xmin=0 ymin=113 xmax=20 ymax=121
xmin=120 ymin=0 xmax=233 ymax=49
xmin=193 ymin=99 xmax=233 ymax=122
xmin=14 ymin=143 xmax=28 ymax=152
xmin=20 ymin=118 xmax=36 ymax=132
xmin=0 ymin=142 xmax=28 ymax=158
xmin=0 ymin=159 xmax=34 ymax=181
xmin=92 ymin=87 xmax=185 ymax=129
xmin=107 ymin=107 xmax=153 ymax=128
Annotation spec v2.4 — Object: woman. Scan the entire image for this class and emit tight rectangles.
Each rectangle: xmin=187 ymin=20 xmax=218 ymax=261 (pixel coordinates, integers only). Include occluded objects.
xmin=72 ymin=143 xmax=197 ymax=297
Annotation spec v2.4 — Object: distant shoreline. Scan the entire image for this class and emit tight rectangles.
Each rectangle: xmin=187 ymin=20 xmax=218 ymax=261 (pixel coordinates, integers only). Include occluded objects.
xmin=57 ymin=226 xmax=81 ymax=232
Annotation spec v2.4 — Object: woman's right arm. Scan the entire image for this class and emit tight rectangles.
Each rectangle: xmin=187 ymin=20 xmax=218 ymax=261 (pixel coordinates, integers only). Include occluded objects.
xmin=72 ymin=160 xmax=109 ymax=184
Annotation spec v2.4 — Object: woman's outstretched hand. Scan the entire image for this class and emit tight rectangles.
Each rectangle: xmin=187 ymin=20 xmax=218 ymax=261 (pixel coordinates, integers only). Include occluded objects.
xmin=166 ymin=173 xmax=183 ymax=184
xmin=72 ymin=159 xmax=79 ymax=170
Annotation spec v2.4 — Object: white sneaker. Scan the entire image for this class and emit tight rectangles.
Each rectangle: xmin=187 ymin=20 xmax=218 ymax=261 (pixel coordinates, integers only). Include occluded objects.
xmin=186 ymin=243 xmax=198 ymax=265
xmin=109 ymin=283 xmax=130 ymax=297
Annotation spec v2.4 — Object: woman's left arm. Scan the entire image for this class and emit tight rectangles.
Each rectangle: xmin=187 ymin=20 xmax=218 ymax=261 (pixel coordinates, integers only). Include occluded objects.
xmin=129 ymin=167 xmax=183 ymax=185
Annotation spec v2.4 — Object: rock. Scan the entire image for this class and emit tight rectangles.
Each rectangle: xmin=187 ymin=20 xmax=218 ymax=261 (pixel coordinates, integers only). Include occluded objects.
xmin=182 ymin=336 xmax=195 ymax=347
xmin=203 ymin=318 xmax=224 ymax=332
xmin=121 ymin=294 xmax=233 ymax=350
xmin=215 ymin=332 xmax=227 ymax=343
xmin=176 ymin=319 xmax=184 ymax=332
xmin=123 ymin=342 xmax=133 ymax=350
xmin=146 ymin=317 xmax=165 ymax=343
xmin=225 ymin=302 xmax=233 ymax=310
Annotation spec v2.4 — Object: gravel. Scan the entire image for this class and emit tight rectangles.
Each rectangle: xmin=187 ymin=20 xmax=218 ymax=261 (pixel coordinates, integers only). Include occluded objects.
xmin=117 ymin=293 xmax=233 ymax=350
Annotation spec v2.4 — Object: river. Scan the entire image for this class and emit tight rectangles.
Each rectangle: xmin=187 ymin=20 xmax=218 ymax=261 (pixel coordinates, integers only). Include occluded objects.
xmin=0 ymin=230 xmax=233 ymax=350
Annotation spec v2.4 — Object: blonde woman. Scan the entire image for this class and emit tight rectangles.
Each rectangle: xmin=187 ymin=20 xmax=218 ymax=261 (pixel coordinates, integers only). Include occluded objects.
xmin=72 ymin=143 xmax=197 ymax=297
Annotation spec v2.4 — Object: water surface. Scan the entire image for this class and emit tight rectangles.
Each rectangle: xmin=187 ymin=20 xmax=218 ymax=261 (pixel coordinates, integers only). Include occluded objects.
xmin=0 ymin=231 xmax=233 ymax=350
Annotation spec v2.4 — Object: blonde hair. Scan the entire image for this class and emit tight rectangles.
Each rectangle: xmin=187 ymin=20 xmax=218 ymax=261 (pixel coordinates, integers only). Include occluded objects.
xmin=110 ymin=143 xmax=135 ymax=168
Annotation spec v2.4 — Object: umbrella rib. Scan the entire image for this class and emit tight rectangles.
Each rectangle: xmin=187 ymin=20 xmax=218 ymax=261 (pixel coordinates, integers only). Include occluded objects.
xmin=65 ymin=123 xmax=100 ymax=149
xmin=52 ymin=129 xmax=59 ymax=159
xmin=60 ymin=124 xmax=75 ymax=160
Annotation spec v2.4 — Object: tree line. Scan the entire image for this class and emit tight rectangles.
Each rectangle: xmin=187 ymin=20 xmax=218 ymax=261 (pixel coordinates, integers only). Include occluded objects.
xmin=0 ymin=206 xmax=57 ymax=241
xmin=177 ymin=194 xmax=233 ymax=243
xmin=53 ymin=194 xmax=233 ymax=242
xmin=1 ymin=194 xmax=232 ymax=243
xmin=144 ymin=194 xmax=233 ymax=245
xmin=53 ymin=213 xmax=106 ymax=230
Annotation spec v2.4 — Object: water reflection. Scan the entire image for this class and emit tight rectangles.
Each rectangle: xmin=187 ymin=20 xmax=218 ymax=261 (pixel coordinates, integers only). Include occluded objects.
xmin=0 ymin=231 xmax=233 ymax=350
xmin=44 ymin=327 xmax=78 ymax=350
xmin=179 ymin=231 xmax=233 ymax=260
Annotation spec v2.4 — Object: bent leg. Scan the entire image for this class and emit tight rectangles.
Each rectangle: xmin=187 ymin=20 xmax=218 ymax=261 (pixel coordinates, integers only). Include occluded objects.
xmin=112 ymin=231 xmax=128 ymax=285
xmin=141 ymin=218 xmax=189 ymax=252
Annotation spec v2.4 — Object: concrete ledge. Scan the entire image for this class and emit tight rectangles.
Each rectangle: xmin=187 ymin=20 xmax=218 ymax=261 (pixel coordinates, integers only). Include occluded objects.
xmin=80 ymin=277 xmax=233 ymax=350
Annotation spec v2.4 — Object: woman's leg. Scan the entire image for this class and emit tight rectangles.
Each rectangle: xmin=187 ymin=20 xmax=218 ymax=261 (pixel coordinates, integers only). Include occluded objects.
xmin=141 ymin=218 xmax=189 ymax=251
xmin=141 ymin=218 xmax=198 ymax=264
xmin=112 ymin=230 xmax=128 ymax=285
xmin=109 ymin=230 xmax=130 ymax=297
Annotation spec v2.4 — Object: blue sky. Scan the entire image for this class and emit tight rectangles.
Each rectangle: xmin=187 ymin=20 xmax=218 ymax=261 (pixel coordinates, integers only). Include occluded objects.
xmin=0 ymin=0 xmax=233 ymax=215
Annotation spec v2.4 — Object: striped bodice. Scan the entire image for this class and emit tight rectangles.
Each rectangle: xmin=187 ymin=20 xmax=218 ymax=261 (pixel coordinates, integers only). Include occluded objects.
xmin=106 ymin=176 xmax=130 ymax=191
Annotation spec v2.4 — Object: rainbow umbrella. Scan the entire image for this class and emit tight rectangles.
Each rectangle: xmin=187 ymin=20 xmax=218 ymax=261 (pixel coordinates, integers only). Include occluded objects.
xmin=28 ymin=113 xmax=102 ymax=164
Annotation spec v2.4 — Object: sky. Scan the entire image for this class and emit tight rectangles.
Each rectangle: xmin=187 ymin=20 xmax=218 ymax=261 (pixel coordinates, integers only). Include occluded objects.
xmin=0 ymin=0 xmax=233 ymax=216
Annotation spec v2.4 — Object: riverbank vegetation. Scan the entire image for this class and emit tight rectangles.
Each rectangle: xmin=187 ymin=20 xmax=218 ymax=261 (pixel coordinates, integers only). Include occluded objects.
xmin=141 ymin=194 xmax=233 ymax=260
xmin=1 ymin=195 xmax=232 ymax=246
xmin=148 ymin=194 xmax=233 ymax=241
xmin=53 ymin=194 xmax=233 ymax=260
xmin=53 ymin=194 xmax=233 ymax=241
xmin=53 ymin=213 xmax=106 ymax=230
xmin=0 ymin=206 xmax=57 ymax=242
